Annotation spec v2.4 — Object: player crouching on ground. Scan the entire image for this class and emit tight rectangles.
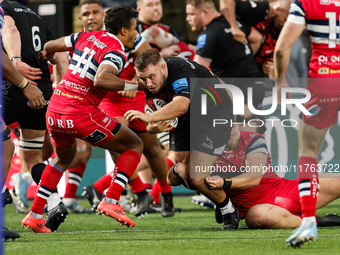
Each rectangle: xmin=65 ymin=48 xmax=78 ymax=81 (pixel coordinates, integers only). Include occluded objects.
xmin=169 ymin=124 xmax=340 ymax=231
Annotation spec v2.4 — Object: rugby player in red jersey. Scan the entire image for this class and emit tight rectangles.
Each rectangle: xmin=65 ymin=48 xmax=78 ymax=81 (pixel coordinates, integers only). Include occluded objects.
xmin=274 ymin=0 xmax=340 ymax=247
xmin=22 ymin=5 xmax=145 ymax=232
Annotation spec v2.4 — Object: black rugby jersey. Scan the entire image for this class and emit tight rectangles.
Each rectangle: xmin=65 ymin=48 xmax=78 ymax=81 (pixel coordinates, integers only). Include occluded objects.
xmin=195 ymin=15 xmax=261 ymax=79
xmin=2 ymin=1 xmax=56 ymax=86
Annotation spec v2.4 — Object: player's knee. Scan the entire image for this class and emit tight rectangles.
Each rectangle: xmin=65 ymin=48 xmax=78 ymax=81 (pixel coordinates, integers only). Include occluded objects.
xmin=78 ymin=143 xmax=92 ymax=163
xmin=143 ymin=142 xmax=162 ymax=158
xmin=132 ymin=135 xmax=144 ymax=155
xmin=245 ymin=206 xmax=272 ymax=229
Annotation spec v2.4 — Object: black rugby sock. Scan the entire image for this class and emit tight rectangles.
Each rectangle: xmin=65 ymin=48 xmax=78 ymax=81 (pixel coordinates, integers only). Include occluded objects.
xmin=31 ymin=163 xmax=58 ymax=193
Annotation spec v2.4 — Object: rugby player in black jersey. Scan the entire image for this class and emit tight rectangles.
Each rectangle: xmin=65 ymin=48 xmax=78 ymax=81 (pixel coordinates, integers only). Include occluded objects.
xmin=2 ymin=0 xmax=68 ymax=231
xmin=125 ymin=49 xmax=239 ymax=230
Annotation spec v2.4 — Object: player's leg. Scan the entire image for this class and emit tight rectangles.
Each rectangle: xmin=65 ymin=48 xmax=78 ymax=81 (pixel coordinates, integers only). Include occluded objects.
xmin=245 ymin=204 xmax=302 ymax=229
xmin=22 ymin=141 xmax=77 ymax=233
xmin=20 ymin=128 xmax=64 ymax=213
xmin=1 ymin=121 xmax=14 ymax=178
xmin=137 ymin=131 xmax=175 ymax=217
xmin=285 ymin=121 xmax=328 ymax=245
xmin=137 ymin=155 xmax=154 ymax=192
xmin=286 ymin=92 xmax=340 ymax=247
xmin=97 ymin=123 xmax=143 ymax=227
xmin=316 ymin=174 xmax=340 ymax=209
xmin=1 ymin=120 xmax=21 ymax=241
xmin=63 ymin=139 xmax=92 ymax=213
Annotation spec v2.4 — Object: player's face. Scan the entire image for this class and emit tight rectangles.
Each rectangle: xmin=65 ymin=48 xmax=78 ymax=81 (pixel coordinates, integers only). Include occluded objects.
xmin=225 ymin=124 xmax=241 ymax=151
xmin=186 ymin=4 xmax=203 ymax=33
xmin=79 ymin=3 xmax=105 ymax=32
xmin=138 ymin=0 xmax=162 ymax=25
xmin=270 ymin=7 xmax=289 ymax=35
xmin=125 ymin=18 xmax=138 ymax=50
xmin=136 ymin=63 xmax=166 ymax=94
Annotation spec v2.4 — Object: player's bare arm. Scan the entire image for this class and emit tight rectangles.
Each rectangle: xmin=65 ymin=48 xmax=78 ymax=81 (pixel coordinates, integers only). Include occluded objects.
xmin=274 ymin=21 xmax=305 ymax=102
xmin=94 ymin=63 xmax=146 ymax=92
xmin=117 ymin=40 xmax=152 ymax=99
xmin=2 ymin=50 xmax=45 ymax=110
xmin=206 ymin=152 xmax=267 ymax=190
xmin=125 ymin=96 xmax=190 ymax=122
xmin=3 ymin=15 xmax=42 ymax=85
xmin=39 ymin=37 xmax=69 ymax=64
xmin=220 ymin=0 xmax=247 ymax=44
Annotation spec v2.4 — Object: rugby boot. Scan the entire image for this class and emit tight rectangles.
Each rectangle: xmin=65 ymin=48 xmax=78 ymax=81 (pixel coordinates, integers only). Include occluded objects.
xmin=286 ymin=221 xmax=317 ymax=248
xmin=22 ymin=213 xmax=52 ymax=233
xmin=45 ymin=202 xmax=68 ymax=232
xmin=160 ymin=192 xmax=175 ymax=217
xmin=97 ymin=198 xmax=135 ymax=227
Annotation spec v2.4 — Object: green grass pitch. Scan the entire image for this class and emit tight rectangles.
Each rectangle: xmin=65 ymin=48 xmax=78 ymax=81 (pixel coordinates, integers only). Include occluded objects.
xmin=4 ymin=197 xmax=340 ymax=255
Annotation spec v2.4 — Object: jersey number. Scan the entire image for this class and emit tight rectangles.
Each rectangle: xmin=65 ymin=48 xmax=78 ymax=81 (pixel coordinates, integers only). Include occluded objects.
xmin=326 ymin=12 xmax=339 ymax=48
xmin=71 ymin=47 xmax=96 ymax=78
xmin=32 ymin=26 xmax=41 ymax=52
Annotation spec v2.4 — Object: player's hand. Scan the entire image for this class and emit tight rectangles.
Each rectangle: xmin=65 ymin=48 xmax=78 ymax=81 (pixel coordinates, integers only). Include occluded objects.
xmin=118 ymin=90 xmax=138 ymax=99
xmin=160 ymin=45 xmax=181 ymax=58
xmin=147 ymin=120 xmax=172 ymax=134
xmin=38 ymin=50 xmax=57 ymax=65
xmin=262 ymin=59 xmax=274 ymax=78
xmin=12 ymin=60 xmax=42 ymax=86
xmin=275 ymin=78 xmax=291 ymax=105
xmin=230 ymin=26 xmax=247 ymax=44
xmin=205 ymin=175 xmax=224 ymax=190
xmin=124 ymin=110 xmax=150 ymax=122
xmin=22 ymin=83 xmax=45 ymax=110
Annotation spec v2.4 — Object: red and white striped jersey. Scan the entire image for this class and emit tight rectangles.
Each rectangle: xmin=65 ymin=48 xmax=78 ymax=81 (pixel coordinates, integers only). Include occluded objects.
xmin=288 ymin=0 xmax=340 ymax=76
xmin=48 ymin=30 xmax=127 ymax=114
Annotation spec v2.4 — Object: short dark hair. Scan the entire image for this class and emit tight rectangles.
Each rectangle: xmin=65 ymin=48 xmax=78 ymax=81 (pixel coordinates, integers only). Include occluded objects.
xmin=79 ymin=0 xmax=102 ymax=9
xmin=104 ymin=5 xmax=138 ymax=35
xmin=135 ymin=49 xmax=162 ymax=71
xmin=186 ymin=0 xmax=214 ymax=7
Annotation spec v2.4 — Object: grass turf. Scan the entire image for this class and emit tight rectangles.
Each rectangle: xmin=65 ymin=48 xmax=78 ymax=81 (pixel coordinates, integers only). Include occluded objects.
xmin=4 ymin=197 xmax=340 ymax=255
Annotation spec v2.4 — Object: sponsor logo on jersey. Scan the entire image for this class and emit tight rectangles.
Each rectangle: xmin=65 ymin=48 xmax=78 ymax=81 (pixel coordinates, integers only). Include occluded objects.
xmin=321 ymin=0 xmax=340 ymax=5
xmin=202 ymin=135 xmax=214 ymax=150
xmin=196 ymin=34 xmax=207 ymax=51
xmin=224 ymin=28 xmax=231 ymax=33
xmin=54 ymin=89 xmax=61 ymax=95
xmin=318 ymin=55 xmax=340 ymax=65
xmin=87 ymin=35 xmax=107 ymax=49
xmin=318 ymin=67 xmax=329 ymax=74
xmin=308 ymin=104 xmax=321 ymax=116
